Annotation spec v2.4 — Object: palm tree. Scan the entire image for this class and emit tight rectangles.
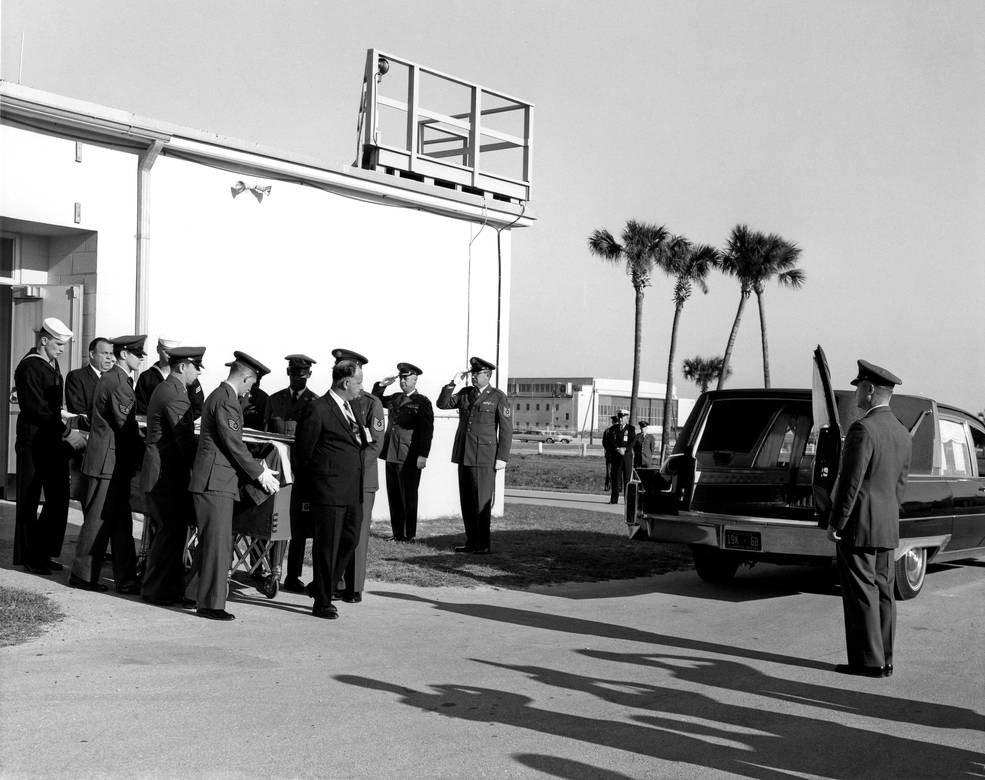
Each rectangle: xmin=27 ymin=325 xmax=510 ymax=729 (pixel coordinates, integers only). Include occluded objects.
xmin=588 ymin=220 xmax=668 ymax=424
xmin=659 ymin=238 xmax=719 ymax=461
xmin=717 ymin=224 xmax=759 ymax=390
xmin=682 ymin=355 xmax=731 ymax=393
xmin=751 ymin=233 xmax=805 ymax=388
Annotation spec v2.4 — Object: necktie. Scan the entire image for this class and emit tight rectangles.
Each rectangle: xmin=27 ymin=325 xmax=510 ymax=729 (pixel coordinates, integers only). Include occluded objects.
xmin=343 ymin=401 xmax=361 ymax=441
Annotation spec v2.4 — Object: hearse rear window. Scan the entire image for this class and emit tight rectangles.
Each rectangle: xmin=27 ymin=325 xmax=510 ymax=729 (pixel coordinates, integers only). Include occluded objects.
xmin=696 ymin=399 xmax=812 ymax=469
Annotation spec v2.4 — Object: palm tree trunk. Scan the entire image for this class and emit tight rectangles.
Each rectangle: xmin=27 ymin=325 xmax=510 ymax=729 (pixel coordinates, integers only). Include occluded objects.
xmin=718 ymin=291 xmax=748 ymax=389
xmin=630 ymin=285 xmax=644 ymax=425
xmin=757 ymin=290 xmax=771 ymax=388
xmin=661 ymin=302 xmax=683 ymax=463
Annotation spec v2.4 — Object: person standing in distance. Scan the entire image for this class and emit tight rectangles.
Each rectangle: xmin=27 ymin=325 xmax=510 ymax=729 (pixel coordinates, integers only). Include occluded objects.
xmin=140 ymin=346 xmax=205 ymax=607
xmin=266 ymin=354 xmax=319 ymax=594
xmin=601 ymin=414 xmax=620 ymax=492
xmin=13 ymin=318 xmax=86 ymax=574
xmin=827 ymin=360 xmax=912 ymax=678
xmin=436 ymin=356 xmax=512 ymax=554
xmin=372 ymin=363 xmax=434 ymax=542
xmin=607 ymin=410 xmax=635 ymax=504
xmin=292 ymin=352 xmax=367 ymax=619
xmin=65 ymin=337 xmax=114 ymax=430
xmin=70 ymin=334 xmax=147 ymax=592
xmin=638 ymin=421 xmax=658 ymax=468
xmin=188 ymin=351 xmax=280 ymax=620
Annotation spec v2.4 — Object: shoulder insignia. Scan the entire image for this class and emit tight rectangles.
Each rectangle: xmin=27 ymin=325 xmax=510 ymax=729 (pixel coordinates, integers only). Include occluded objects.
xmin=503 ymin=406 xmax=511 ymax=417
xmin=373 ymin=418 xmax=385 ymax=432
xmin=119 ymin=402 xmax=132 ymax=414
xmin=228 ymin=418 xmax=240 ymax=431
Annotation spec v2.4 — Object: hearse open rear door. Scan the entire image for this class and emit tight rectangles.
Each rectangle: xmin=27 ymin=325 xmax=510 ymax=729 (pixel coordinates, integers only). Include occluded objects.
xmin=811 ymin=345 xmax=841 ymax=528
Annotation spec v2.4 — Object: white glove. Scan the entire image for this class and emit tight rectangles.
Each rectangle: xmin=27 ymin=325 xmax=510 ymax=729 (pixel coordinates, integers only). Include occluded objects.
xmin=495 ymin=459 xmax=507 ymax=471
xmin=259 ymin=466 xmax=280 ymax=494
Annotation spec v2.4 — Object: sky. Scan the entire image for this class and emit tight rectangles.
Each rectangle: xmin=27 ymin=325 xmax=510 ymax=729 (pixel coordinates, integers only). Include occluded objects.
xmin=2 ymin=0 xmax=982 ymax=412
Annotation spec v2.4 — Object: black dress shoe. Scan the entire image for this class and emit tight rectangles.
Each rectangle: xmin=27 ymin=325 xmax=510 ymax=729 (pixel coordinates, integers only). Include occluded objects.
xmin=197 ymin=608 xmax=235 ymax=621
xmin=834 ymin=664 xmax=885 ymax=678
xmin=472 ymin=548 xmax=491 ymax=555
xmin=115 ymin=581 xmax=140 ymax=595
xmin=68 ymin=574 xmax=108 ymax=592
xmin=281 ymin=577 xmax=306 ymax=593
xmin=312 ymin=605 xmax=339 ymax=619
xmin=24 ymin=562 xmax=52 ymax=575
xmin=882 ymin=663 xmax=894 ymax=678
xmin=46 ymin=560 xmax=65 ymax=572
xmin=454 ymin=546 xmax=475 ymax=553
xmin=341 ymin=592 xmax=362 ymax=603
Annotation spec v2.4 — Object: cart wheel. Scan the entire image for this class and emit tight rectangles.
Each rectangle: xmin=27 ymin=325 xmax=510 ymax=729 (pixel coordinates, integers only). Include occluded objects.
xmin=258 ymin=575 xmax=279 ymax=599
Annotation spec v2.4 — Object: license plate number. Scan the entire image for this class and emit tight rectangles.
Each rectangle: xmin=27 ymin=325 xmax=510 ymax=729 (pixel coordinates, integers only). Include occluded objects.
xmin=724 ymin=529 xmax=761 ymax=551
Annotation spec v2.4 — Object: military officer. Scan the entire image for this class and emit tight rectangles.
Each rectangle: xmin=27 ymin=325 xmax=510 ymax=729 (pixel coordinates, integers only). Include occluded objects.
xmin=601 ymin=414 xmax=620 ymax=491
xmin=342 ymin=381 xmax=385 ymax=602
xmin=638 ymin=421 xmax=658 ymax=468
xmin=64 ymin=337 xmax=114 ymax=429
xmin=135 ymin=334 xmax=204 ymax=419
xmin=607 ymin=409 xmax=635 ymax=504
xmin=827 ymin=360 xmax=912 ymax=678
xmin=436 ymin=356 xmax=513 ymax=554
xmin=140 ymin=346 xmax=205 ymax=607
xmin=188 ymin=352 xmax=280 ymax=620
xmin=265 ymin=354 xmax=319 ymax=594
xmin=241 ymin=373 xmax=269 ymax=430
xmin=13 ymin=318 xmax=86 ymax=574
xmin=70 ymin=334 xmax=146 ymax=592
xmin=372 ymin=362 xmax=434 ymax=542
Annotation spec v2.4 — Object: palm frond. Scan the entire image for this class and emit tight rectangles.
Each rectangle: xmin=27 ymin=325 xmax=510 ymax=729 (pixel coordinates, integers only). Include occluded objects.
xmin=587 ymin=229 xmax=622 ymax=262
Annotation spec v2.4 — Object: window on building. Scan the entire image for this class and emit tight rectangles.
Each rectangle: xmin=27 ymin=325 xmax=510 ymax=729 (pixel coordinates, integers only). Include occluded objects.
xmin=565 ymin=412 xmax=570 ymax=420
xmin=535 ymin=403 xmax=540 ymax=411
xmin=525 ymin=403 xmax=530 ymax=411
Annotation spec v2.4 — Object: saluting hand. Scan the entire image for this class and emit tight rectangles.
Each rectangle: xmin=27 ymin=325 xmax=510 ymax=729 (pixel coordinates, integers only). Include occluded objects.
xmin=381 ymin=375 xmax=398 ymax=387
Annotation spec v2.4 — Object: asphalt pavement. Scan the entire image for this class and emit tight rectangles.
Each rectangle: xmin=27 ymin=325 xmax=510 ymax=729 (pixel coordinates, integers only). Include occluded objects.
xmin=1 ymin=497 xmax=983 ymax=779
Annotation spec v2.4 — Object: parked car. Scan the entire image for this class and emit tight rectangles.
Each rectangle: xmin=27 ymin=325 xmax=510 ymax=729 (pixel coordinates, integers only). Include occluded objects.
xmin=515 ymin=429 xmax=575 ymax=444
xmin=625 ymin=348 xmax=985 ymax=600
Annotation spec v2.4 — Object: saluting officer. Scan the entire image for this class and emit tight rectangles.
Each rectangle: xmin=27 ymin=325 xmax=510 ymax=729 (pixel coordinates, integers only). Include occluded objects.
xmin=436 ymin=356 xmax=513 ymax=554
xmin=188 ymin=352 xmax=280 ymax=620
xmin=266 ymin=354 xmax=319 ymax=594
xmin=13 ymin=317 xmax=86 ymax=574
xmin=70 ymin=334 xmax=147 ymax=592
xmin=372 ymin=362 xmax=434 ymax=542
xmin=140 ymin=346 xmax=205 ymax=607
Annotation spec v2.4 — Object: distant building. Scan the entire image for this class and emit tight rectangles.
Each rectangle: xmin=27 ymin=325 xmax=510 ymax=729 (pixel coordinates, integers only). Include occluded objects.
xmin=506 ymin=376 xmax=695 ymax=439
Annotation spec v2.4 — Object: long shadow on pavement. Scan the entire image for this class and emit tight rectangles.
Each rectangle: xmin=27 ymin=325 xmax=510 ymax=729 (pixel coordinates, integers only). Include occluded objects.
xmin=335 ymin=668 xmax=983 ymax=779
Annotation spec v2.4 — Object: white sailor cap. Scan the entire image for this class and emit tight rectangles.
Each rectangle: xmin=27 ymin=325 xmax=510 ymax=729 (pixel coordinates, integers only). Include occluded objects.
xmin=40 ymin=317 xmax=73 ymax=341
xmin=157 ymin=334 xmax=183 ymax=350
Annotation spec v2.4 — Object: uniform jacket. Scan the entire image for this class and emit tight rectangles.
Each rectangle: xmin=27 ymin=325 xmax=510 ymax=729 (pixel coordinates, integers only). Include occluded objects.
xmin=263 ymin=386 xmax=318 ymax=435
xmin=188 ymin=382 xmax=263 ymax=497
xmin=141 ymin=373 xmax=197 ymax=494
xmin=241 ymin=386 xmax=268 ymax=430
xmin=65 ymin=364 xmax=100 ymax=429
xmin=353 ymin=392 xmax=386 ymax=491
xmin=136 ymin=364 xmax=203 ymax=419
xmin=292 ymin=391 xmax=365 ymax=506
xmin=371 ymin=382 xmax=434 ymax=463
xmin=830 ymin=405 xmax=912 ymax=548
xmin=612 ymin=423 xmax=636 ymax=455
xmin=436 ymin=383 xmax=513 ymax=467
xmin=601 ymin=424 xmax=619 ymax=463
xmin=81 ymin=364 xmax=142 ymax=479
xmin=14 ymin=351 xmax=66 ymax=446
xmin=640 ymin=432 xmax=658 ymax=467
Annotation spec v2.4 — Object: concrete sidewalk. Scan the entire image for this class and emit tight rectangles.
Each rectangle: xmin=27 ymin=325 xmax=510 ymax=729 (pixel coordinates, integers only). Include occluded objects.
xmin=2 ymin=500 xmax=983 ymax=778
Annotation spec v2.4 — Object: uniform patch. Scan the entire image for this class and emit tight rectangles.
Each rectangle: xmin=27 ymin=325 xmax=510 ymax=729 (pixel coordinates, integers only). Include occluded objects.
xmin=373 ymin=418 xmax=385 ymax=432
xmin=503 ymin=406 xmax=511 ymax=417
xmin=119 ymin=402 xmax=132 ymax=414
xmin=228 ymin=418 xmax=240 ymax=431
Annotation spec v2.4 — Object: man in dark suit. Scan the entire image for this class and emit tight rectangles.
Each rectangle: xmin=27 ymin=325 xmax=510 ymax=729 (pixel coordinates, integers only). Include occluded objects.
xmin=436 ymin=356 xmax=513 ymax=554
xmin=188 ymin=352 xmax=280 ymax=620
xmin=140 ymin=347 xmax=205 ymax=607
xmin=266 ymin=354 xmax=319 ymax=594
xmin=827 ymin=360 xmax=912 ymax=678
xmin=13 ymin=318 xmax=86 ymax=574
xmin=372 ymin=362 xmax=434 ymax=542
xmin=606 ymin=409 xmax=636 ymax=504
xmin=601 ymin=414 xmax=619 ymax=492
xmin=64 ymin=336 xmax=114 ymax=429
xmin=292 ymin=352 xmax=367 ymax=619
xmin=69 ymin=335 xmax=147 ymax=592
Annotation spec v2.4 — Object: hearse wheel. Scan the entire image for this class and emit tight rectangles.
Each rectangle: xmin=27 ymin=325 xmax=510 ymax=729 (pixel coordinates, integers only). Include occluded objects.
xmin=691 ymin=546 xmax=741 ymax=584
xmin=894 ymin=547 xmax=927 ymax=600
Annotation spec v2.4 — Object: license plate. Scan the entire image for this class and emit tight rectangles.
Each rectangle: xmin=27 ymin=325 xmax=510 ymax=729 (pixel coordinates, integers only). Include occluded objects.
xmin=724 ymin=529 xmax=761 ymax=551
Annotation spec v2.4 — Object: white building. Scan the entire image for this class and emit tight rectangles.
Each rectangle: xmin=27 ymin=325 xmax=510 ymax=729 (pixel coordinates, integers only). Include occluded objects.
xmin=0 ymin=51 xmax=534 ymax=519
xmin=506 ymin=376 xmax=695 ymax=440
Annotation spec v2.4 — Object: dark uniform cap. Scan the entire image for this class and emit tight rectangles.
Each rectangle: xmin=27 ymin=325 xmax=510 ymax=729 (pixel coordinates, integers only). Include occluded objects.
xmin=397 ymin=362 xmax=423 ymax=377
xmin=850 ymin=359 xmax=902 ymax=388
xmin=469 ymin=356 xmax=496 ymax=372
xmin=332 ymin=348 xmax=368 ymax=365
xmin=169 ymin=346 xmax=206 ymax=368
xmin=285 ymin=353 xmax=316 ymax=368
xmin=111 ymin=334 xmax=148 ymax=357
xmin=638 ymin=420 xmax=649 ymax=428
xmin=225 ymin=350 xmax=271 ymax=377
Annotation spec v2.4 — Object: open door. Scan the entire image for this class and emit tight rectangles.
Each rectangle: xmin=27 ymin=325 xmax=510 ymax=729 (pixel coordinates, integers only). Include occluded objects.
xmin=811 ymin=345 xmax=841 ymax=528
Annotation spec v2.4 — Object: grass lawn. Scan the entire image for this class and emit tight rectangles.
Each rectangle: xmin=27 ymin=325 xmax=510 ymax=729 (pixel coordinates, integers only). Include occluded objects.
xmin=506 ymin=454 xmax=608 ymax=493
xmin=0 ymin=585 xmax=63 ymax=647
xmin=360 ymin=504 xmax=691 ymax=589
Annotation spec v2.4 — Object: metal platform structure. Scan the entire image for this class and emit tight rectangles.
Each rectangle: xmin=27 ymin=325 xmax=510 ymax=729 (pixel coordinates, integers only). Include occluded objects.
xmin=357 ymin=49 xmax=533 ymax=204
